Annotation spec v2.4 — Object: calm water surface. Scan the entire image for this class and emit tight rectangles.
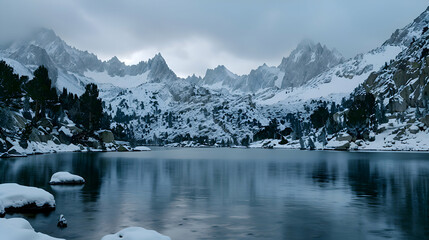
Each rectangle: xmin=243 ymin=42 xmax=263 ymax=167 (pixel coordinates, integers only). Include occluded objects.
xmin=1 ymin=148 xmax=429 ymax=240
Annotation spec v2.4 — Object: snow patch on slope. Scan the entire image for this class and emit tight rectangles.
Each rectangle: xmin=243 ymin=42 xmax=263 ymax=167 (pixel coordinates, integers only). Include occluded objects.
xmin=257 ymin=45 xmax=404 ymax=106
xmin=85 ymin=71 xmax=150 ymax=89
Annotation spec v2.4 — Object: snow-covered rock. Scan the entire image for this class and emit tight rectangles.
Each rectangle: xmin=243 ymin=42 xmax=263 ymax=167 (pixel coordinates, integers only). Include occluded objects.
xmin=58 ymin=126 xmax=73 ymax=137
xmin=0 ymin=183 xmax=55 ymax=215
xmin=98 ymin=130 xmax=115 ymax=143
xmin=101 ymin=227 xmax=171 ymax=240
xmin=0 ymin=218 xmax=64 ymax=240
xmin=49 ymin=172 xmax=85 ymax=185
xmin=57 ymin=214 xmax=67 ymax=228
xmin=134 ymin=146 xmax=151 ymax=151
xmin=326 ymin=140 xmax=351 ymax=151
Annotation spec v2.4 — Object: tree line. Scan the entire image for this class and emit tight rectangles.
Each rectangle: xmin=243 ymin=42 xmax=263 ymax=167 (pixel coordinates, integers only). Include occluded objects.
xmin=0 ymin=61 xmax=106 ymax=133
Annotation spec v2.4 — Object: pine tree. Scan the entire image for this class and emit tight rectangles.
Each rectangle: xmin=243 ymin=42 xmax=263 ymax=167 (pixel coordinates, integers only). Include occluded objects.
xmin=0 ymin=61 xmax=24 ymax=108
xmin=26 ymin=66 xmax=58 ymax=120
xmin=310 ymin=106 xmax=329 ymax=129
xmin=80 ymin=83 xmax=103 ymax=131
xmin=330 ymin=102 xmax=337 ymax=114
xmin=346 ymin=93 xmax=376 ymax=139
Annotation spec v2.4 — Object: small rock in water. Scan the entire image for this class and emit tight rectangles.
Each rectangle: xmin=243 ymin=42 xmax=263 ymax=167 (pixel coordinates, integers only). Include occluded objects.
xmin=57 ymin=214 xmax=67 ymax=228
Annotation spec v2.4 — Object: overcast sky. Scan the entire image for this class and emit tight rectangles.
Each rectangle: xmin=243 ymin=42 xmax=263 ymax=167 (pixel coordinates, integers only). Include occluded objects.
xmin=0 ymin=0 xmax=428 ymax=77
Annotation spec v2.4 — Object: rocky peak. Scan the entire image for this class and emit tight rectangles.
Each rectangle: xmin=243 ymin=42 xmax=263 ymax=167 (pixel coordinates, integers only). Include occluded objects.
xmin=106 ymin=56 xmax=122 ymax=65
xmin=202 ymin=65 xmax=238 ymax=86
xmin=9 ymin=44 xmax=58 ymax=81
xmin=147 ymin=53 xmax=177 ymax=83
xmin=104 ymin=56 xmax=126 ymax=76
xmin=150 ymin=53 xmax=165 ymax=64
xmin=279 ymin=39 xmax=344 ymax=88
xmin=148 ymin=53 xmax=169 ymax=71
xmin=184 ymin=74 xmax=203 ymax=85
xmin=31 ymin=28 xmax=62 ymax=45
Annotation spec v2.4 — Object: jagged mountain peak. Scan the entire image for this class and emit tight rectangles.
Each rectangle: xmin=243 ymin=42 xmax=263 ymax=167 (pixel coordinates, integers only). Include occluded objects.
xmin=278 ymin=40 xmax=344 ymax=88
xmin=6 ymin=28 xmax=64 ymax=53
xmin=4 ymin=28 xmax=178 ymax=82
xmin=201 ymin=64 xmax=238 ymax=87
xmin=31 ymin=28 xmax=60 ymax=43
xmin=148 ymin=53 xmax=167 ymax=66
xmin=107 ymin=56 xmax=122 ymax=64
xmin=9 ymin=44 xmax=58 ymax=81
xmin=210 ymin=65 xmax=235 ymax=75
xmin=213 ymin=65 xmax=227 ymax=70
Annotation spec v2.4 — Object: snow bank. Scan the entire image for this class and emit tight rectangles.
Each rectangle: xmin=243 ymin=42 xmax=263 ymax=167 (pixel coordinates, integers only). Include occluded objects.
xmin=134 ymin=146 xmax=151 ymax=151
xmin=0 ymin=218 xmax=64 ymax=240
xmin=101 ymin=227 xmax=171 ymax=240
xmin=326 ymin=140 xmax=350 ymax=149
xmin=49 ymin=172 xmax=85 ymax=185
xmin=58 ymin=126 xmax=73 ymax=137
xmin=0 ymin=183 xmax=55 ymax=215
xmin=4 ymin=138 xmax=82 ymax=158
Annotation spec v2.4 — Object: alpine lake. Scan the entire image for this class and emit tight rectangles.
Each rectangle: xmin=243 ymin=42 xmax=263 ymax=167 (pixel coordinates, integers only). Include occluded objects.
xmin=1 ymin=148 xmax=429 ymax=240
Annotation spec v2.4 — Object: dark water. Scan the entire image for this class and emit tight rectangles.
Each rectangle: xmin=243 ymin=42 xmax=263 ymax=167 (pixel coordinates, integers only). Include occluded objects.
xmin=1 ymin=148 xmax=429 ymax=240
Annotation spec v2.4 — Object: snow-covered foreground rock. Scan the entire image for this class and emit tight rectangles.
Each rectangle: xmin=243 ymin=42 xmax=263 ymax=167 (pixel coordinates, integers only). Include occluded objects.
xmin=101 ymin=227 xmax=171 ymax=240
xmin=49 ymin=172 xmax=85 ymax=185
xmin=0 ymin=218 xmax=64 ymax=240
xmin=134 ymin=146 xmax=151 ymax=151
xmin=0 ymin=183 xmax=55 ymax=215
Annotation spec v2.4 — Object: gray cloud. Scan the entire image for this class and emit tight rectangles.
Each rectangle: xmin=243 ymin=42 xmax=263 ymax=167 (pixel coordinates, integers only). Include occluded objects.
xmin=0 ymin=0 xmax=428 ymax=77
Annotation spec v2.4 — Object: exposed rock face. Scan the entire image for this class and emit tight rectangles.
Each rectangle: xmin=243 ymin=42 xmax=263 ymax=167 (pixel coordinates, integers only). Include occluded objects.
xmin=58 ymin=131 xmax=71 ymax=145
xmin=9 ymin=44 xmax=58 ymax=81
xmin=117 ymin=145 xmax=129 ymax=152
xmin=336 ymin=133 xmax=353 ymax=142
xmin=279 ymin=40 xmax=344 ymax=88
xmin=202 ymin=65 xmax=238 ymax=87
xmin=3 ymin=28 xmax=178 ymax=89
xmin=361 ymin=7 xmax=429 ymax=113
xmin=200 ymin=40 xmax=343 ymax=93
xmin=334 ymin=141 xmax=350 ymax=151
xmin=99 ymin=130 xmax=114 ymax=143
xmin=421 ymin=115 xmax=429 ymax=127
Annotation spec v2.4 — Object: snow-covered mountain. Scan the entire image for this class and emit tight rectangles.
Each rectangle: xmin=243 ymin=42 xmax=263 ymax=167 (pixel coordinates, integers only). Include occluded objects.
xmin=362 ymin=6 xmax=429 ymax=111
xmin=198 ymin=40 xmax=343 ymax=93
xmin=278 ymin=39 xmax=344 ymax=89
xmin=254 ymin=39 xmax=405 ymax=107
xmin=1 ymin=28 xmax=177 ymax=92
xmin=2 ymin=5 xmax=429 ymax=147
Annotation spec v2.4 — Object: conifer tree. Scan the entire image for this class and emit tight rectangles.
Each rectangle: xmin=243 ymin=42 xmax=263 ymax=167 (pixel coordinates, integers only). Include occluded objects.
xmin=0 ymin=61 xmax=24 ymax=107
xmin=80 ymin=83 xmax=103 ymax=131
xmin=26 ymin=66 xmax=58 ymax=120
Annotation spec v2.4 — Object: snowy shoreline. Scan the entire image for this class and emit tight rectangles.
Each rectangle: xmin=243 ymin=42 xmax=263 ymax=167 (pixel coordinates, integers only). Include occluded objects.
xmin=2 ymin=145 xmax=429 ymax=160
xmin=0 ymin=141 xmax=152 ymax=159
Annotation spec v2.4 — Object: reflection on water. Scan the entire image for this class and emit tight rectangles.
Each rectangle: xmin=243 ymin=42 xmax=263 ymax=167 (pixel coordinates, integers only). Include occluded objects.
xmin=1 ymin=149 xmax=429 ymax=239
